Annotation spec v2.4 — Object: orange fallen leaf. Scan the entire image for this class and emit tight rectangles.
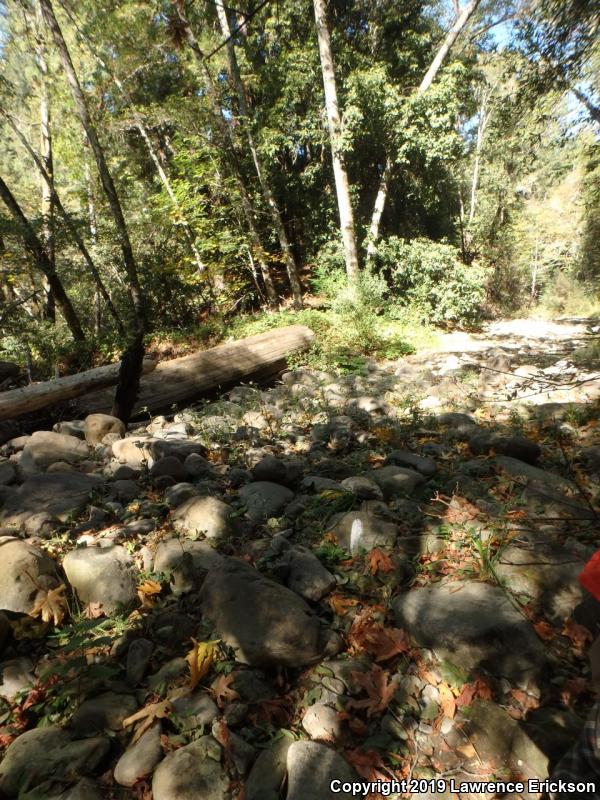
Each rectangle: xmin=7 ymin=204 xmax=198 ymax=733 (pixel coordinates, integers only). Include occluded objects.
xmin=562 ymin=618 xmax=593 ymax=650
xmin=212 ymin=673 xmax=240 ymax=709
xmin=345 ymin=748 xmax=390 ymax=782
xmin=83 ymin=601 xmax=104 ymax=619
xmin=533 ymin=620 xmax=554 ymax=641
xmin=30 ymin=584 xmax=68 ymax=627
xmin=367 ymin=548 xmax=395 ymax=575
xmin=439 ymin=682 xmax=456 ymax=719
xmin=123 ymin=700 xmax=172 ymax=743
xmin=347 ymin=665 xmax=399 ymax=717
xmin=510 ymin=688 xmax=539 ymax=712
xmin=329 ymin=594 xmax=358 ymax=616
xmin=348 ymin=611 xmax=410 ymax=662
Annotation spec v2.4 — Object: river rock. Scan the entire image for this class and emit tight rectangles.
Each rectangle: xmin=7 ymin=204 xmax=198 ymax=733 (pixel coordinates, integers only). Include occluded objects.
xmin=20 ymin=431 xmax=89 ymax=475
xmin=71 ymin=691 xmax=137 ymax=736
xmin=200 ymin=559 xmax=325 ymax=667
xmin=328 ymin=511 xmax=398 ymax=554
xmin=63 ymin=545 xmax=138 ymax=613
xmin=368 ymin=465 xmax=426 ymax=498
xmin=171 ymin=496 xmax=233 ymax=540
xmin=469 ymin=431 xmax=541 ymax=464
xmin=238 ymin=481 xmax=294 ymax=521
xmin=84 ymin=414 xmax=126 ymax=445
xmin=0 ymin=538 xmax=58 ymax=614
xmin=393 ymin=581 xmax=546 ymax=684
xmin=153 ymin=537 xmax=227 ymax=593
xmin=385 ymin=450 xmax=438 ymax=477
xmin=152 ymin=736 xmax=228 ymax=800
xmin=0 ymin=472 xmax=103 ymax=527
xmin=494 ymin=456 xmax=575 ymax=492
xmin=0 ymin=460 xmax=16 ymax=485
xmin=0 ymin=657 xmax=34 ymax=700
xmin=114 ymin=723 xmax=163 ymax=787
xmin=0 ymin=727 xmax=110 ymax=797
xmin=286 ymin=740 xmax=360 ymax=800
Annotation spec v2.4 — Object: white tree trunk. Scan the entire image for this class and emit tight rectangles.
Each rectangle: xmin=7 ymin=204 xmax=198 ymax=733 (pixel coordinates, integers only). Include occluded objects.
xmin=313 ymin=0 xmax=360 ymax=285
xmin=365 ymin=0 xmax=482 ymax=256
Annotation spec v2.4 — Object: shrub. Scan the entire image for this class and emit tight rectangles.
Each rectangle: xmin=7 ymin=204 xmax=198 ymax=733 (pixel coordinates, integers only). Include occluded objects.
xmin=374 ymin=237 xmax=485 ymax=326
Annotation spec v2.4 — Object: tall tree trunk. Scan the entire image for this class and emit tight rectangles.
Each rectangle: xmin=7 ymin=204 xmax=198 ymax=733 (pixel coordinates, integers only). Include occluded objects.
xmin=313 ymin=0 xmax=360 ymax=285
xmin=35 ymin=20 xmax=55 ymax=323
xmin=173 ymin=3 xmax=278 ymax=306
xmin=215 ymin=0 xmax=303 ymax=308
xmin=365 ymin=0 xmax=482 ymax=257
xmin=0 ymin=173 xmax=85 ymax=341
xmin=2 ymin=111 xmax=126 ymax=336
xmin=572 ymin=87 xmax=600 ymax=125
xmin=39 ymin=0 xmax=144 ymax=421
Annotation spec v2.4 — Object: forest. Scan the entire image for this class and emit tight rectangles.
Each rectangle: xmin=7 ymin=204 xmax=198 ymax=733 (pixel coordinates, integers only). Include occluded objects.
xmin=0 ymin=2 xmax=600 ymax=800
xmin=0 ymin=0 xmax=598 ymax=395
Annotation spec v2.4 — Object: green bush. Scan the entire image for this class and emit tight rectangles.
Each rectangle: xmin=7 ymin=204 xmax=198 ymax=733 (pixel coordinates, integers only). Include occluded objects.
xmin=374 ymin=237 xmax=486 ymax=326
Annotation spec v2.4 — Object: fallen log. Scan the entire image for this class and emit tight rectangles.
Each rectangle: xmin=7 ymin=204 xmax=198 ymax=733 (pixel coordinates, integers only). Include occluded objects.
xmin=0 ymin=356 xmax=158 ymax=422
xmin=78 ymin=324 xmax=315 ymax=417
xmin=0 ymin=325 xmax=314 ymax=422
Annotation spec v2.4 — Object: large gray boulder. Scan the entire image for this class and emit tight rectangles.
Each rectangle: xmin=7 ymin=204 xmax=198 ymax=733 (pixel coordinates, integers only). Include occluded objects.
xmin=152 ymin=736 xmax=228 ymax=800
xmin=0 ymin=472 xmax=103 ymax=528
xmin=171 ymin=496 xmax=234 ymax=540
xmin=200 ymin=559 xmax=326 ymax=667
xmin=0 ymin=727 xmax=109 ymax=797
xmin=114 ymin=723 xmax=163 ymax=787
xmin=0 ymin=538 xmax=59 ymax=614
xmin=368 ymin=465 xmax=425 ymax=498
xmin=392 ymin=580 xmax=546 ymax=684
xmin=112 ymin=437 xmax=206 ymax=468
xmin=153 ymin=538 xmax=228 ymax=593
xmin=20 ymin=431 xmax=90 ymax=475
xmin=63 ymin=545 xmax=138 ymax=613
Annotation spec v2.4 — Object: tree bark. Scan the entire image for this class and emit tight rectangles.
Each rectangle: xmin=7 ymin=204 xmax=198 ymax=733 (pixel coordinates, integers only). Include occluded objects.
xmin=365 ymin=0 xmax=482 ymax=256
xmin=173 ymin=3 xmax=278 ymax=306
xmin=215 ymin=0 xmax=303 ymax=308
xmin=39 ymin=0 xmax=145 ymax=423
xmin=2 ymin=111 xmax=126 ymax=336
xmin=0 ymin=173 xmax=85 ymax=342
xmin=38 ymin=0 xmax=145 ymax=338
xmin=313 ymin=0 xmax=360 ymax=285
xmin=572 ymin=87 xmax=600 ymax=125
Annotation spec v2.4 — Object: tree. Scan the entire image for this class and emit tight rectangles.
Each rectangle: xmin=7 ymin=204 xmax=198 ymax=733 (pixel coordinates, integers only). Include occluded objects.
xmin=313 ymin=0 xmax=360 ymax=285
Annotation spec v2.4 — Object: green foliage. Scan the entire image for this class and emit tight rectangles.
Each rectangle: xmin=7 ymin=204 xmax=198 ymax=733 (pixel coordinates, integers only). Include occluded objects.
xmin=374 ymin=237 xmax=486 ymax=325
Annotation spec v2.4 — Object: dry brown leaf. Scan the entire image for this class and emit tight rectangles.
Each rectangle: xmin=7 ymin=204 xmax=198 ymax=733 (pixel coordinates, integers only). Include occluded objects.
xmin=562 ymin=618 xmax=593 ymax=650
xmin=439 ymin=682 xmax=456 ymax=719
xmin=510 ymin=688 xmax=539 ymax=712
xmin=329 ymin=594 xmax=359 ymax=616
xmin=30 ymin=584 xmax=68 ymax=627
xmin=347 ymin=665 xmax=399 ymax=717
xmin=348 ymin=612 xmax=410 ymax=662
xmin=123 ymin=699 xmax=172 ymax=743
xmin=344 ymin=748 xmax=390 ymax=782
xmin=367 ymin=548 xmax=395 ymax=575
xmin=533 ymin=620 xmax=554 ymax=641
xmin=212 ymin=673 xmax=240 ymax=709
xmin=82 ymin=601 xmax=104 ymax=619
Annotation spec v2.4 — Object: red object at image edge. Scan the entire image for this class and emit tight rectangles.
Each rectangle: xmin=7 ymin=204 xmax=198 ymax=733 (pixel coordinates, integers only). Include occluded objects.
xmin=579 ymin=551 xmax=600 ymax=602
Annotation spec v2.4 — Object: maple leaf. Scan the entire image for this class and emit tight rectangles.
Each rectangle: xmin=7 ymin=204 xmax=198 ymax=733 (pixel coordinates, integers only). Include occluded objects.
xmin=367 ymin=549 xmax=395 ymax=575
xmin=439 ymin=682 xmax=456 ymax=719
xmin=30 ymin=584 xmax=68 ymax=626
xmin=455 ymin=677 xmax=493 ymax=708
xmin=186 ymin=639 xmax=218 ymax=689
xmin=562 ymin=618 xmax=593 ymax=650
xmin=533 ymin=620 xmax=554 ymax=641
xmin=123 ymin=699 xmax=172 ymax=743
xmin=348 ymin=612 xmax=410 ymax=662
xmin=137 ymin=579 xmax=162 ymax=607
xmin=329 ymin=594 xmax=358 ymax=616
xmin=347 ymin=665 xmax=399 ymax=717
xmin=510 ymin=689 xmax=539 ymax=712
xmin=211 ymin=673 xmax=240 ymax=709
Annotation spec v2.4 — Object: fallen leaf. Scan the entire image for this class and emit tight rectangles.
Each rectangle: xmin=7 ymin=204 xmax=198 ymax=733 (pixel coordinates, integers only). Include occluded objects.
xmin=186 ymin=639 xmax=218 ymax=689
xmin=347 ymin=665 xmax=399 ymax=717
xmin=561 ymin=677 xmax=589 ymax=707
xmin=455 ymin=677 xmax=493 ymax=708
xmin=510 ymin=689 xmax=539 ymax=711
xmin=348 ymin=612 xmax=410 ymax=662
xmin=533 ymin=620 xmax=554 ymax=641
xmin=367 ymin=549 xmax=395 ymax=575
xmin=562 ymin=618 xmax=593 ymax=650
xmin=344 ymin=748 xmax=390 ymax=782
xmin=123 ymin=699 xmax=172 ymax=743
xmin=137 ymin=579 xmax=162 ymax=606
xmin=439 ymin=682 xmax=456 ymax=719
xmin=30 ymin=584 xmax=68 ymax=626
xmin=83 ymin=601 xmax=104 ymax=619
xmin=329 ymin=594 xmax=358 ymax=616
xmin=212 ymin=673 xmax=240 ymax=709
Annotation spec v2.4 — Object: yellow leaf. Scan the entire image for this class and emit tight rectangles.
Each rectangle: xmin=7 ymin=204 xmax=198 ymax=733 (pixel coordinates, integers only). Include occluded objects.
xmin=186 ymin=639 xmax=219 ymax=689
xmin=138 ymin=579 xmax=162 ymax=597
xmin=439 ymin=682 xmax=456 ymax=719
xmin=30 ymin=584 xmax=68 ymax=627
